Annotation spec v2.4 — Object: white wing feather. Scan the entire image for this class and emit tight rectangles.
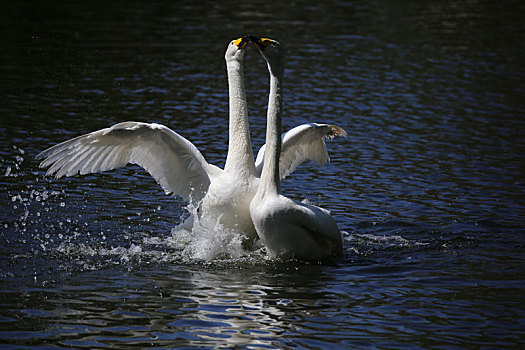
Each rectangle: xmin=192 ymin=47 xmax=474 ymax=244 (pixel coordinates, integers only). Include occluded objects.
xmin=255 ymin=123 xmax=347 ymax=179
xmin=36 ymin=121 xmax=221 ymax=202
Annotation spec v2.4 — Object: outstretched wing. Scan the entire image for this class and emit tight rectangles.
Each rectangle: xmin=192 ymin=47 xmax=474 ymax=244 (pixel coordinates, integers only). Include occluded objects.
xmin=255 ymin=123 xmax=347 ymax=179
xmin=36 ymin=121 xmax=221 ymax=202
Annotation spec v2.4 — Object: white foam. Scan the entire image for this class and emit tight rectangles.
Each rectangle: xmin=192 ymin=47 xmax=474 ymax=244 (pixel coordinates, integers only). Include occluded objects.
xmin=344 ymin=232 xmax=429 ymax=249
xmin=169 ymin=209 xmax=250 ymax=262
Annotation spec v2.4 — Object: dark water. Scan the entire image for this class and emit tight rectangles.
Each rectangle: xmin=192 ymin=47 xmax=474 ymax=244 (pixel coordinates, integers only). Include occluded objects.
xmin=2 ymin=0 xmax=525 ymax=348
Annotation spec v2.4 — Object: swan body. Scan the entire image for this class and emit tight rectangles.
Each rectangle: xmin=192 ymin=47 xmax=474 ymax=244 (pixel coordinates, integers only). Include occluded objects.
xmin=37 ymin=36 xmax=345 ymax=247
xmin=251 ymin=193 xmax=342 ymax=259
xmin=200 ymin=37 xmax=258 ymax=236
xmin=248 ymin=36 xmax=343 ymax=260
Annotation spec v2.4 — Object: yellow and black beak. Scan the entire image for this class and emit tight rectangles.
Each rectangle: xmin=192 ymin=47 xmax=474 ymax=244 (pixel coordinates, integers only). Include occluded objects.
xmin=233 ymin=37 xmax=249 ymax=50
xmin=245 ymin=35 xmax=273 ymax=50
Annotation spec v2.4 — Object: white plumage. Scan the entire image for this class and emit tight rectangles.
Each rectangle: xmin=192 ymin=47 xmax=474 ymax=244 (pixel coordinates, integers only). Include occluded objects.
xmin=249 ymin=36 xmax=343 ymax=260
xmin=255 ymin=123 xmax=347 ymax=179
xmin=37 ymin=122 xmax=218 ymax=202
xmin=37 ymin=36 xmax=346 ymax=248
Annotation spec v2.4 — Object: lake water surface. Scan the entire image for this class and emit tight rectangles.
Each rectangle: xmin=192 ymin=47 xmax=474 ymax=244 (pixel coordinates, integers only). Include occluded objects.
xmin=1 ymin=1 xmax=524 ymax=348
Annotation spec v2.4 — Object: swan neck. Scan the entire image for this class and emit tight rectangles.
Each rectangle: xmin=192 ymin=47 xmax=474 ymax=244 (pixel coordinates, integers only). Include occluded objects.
xmin=258 ymin=70 xmax=283 ymax=195
xmin=224 ymin=60 xmax=255 ymax=176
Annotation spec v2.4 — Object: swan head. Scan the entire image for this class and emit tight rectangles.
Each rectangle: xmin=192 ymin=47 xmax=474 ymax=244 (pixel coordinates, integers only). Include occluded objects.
xmin=225 ymin=37 xmax=249 ymax=63
xmin=247 ymin=35 xmax=285 ymax=75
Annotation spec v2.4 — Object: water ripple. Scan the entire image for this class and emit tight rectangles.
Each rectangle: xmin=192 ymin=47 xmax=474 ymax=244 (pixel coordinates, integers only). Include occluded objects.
xmin=1 ymin=0 xmax=525 ymax=348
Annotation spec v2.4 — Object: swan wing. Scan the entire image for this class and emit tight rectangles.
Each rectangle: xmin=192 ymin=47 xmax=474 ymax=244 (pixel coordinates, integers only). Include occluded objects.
xmin=288 ymin=198 xmax=343 ymax=254
xmin=36 ymin=121 xmax=219 ymax=202
xmin=255 ymin=123 xmax=347 ymax=179
xmin=256 ymin=196 xmax=342 ymax=259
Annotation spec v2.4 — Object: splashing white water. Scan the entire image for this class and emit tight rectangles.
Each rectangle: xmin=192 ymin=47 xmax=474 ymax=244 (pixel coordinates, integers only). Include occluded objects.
xmin=46 ymin=200 xmax=267 ymax=271
xmin=168 ymin=203 xmax=264 ymax=262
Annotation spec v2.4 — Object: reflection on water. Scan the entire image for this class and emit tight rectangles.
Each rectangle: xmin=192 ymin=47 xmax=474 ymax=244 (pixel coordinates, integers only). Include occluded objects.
xmin=1 ymin=0 xmax=524 ymax=348
xmin=2 ymin=246 xmax=524 ymax=348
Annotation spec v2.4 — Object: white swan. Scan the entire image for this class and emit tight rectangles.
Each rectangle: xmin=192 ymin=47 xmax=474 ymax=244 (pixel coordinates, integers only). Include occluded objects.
xmin=248 ymin=36 xmax=343 ymax=260
xmin=36 ymin=36 xmax=345 ymax=244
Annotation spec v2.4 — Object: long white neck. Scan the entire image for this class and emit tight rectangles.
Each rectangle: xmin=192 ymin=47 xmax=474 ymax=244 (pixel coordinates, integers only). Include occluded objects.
xmin=258 ymin=63 xmax=283 ymax=195
xmin=224 ymin=59 xmax=255 ymax=177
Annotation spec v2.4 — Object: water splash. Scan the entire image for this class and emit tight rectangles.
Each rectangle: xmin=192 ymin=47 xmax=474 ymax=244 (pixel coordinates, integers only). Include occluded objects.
xmin=5 ymin=143 xmax=341 ymax=270
xmin=3 ymin=145 xmax=26 ymax=178
xmin=168 ymin=203 xmax=265 ymax=263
